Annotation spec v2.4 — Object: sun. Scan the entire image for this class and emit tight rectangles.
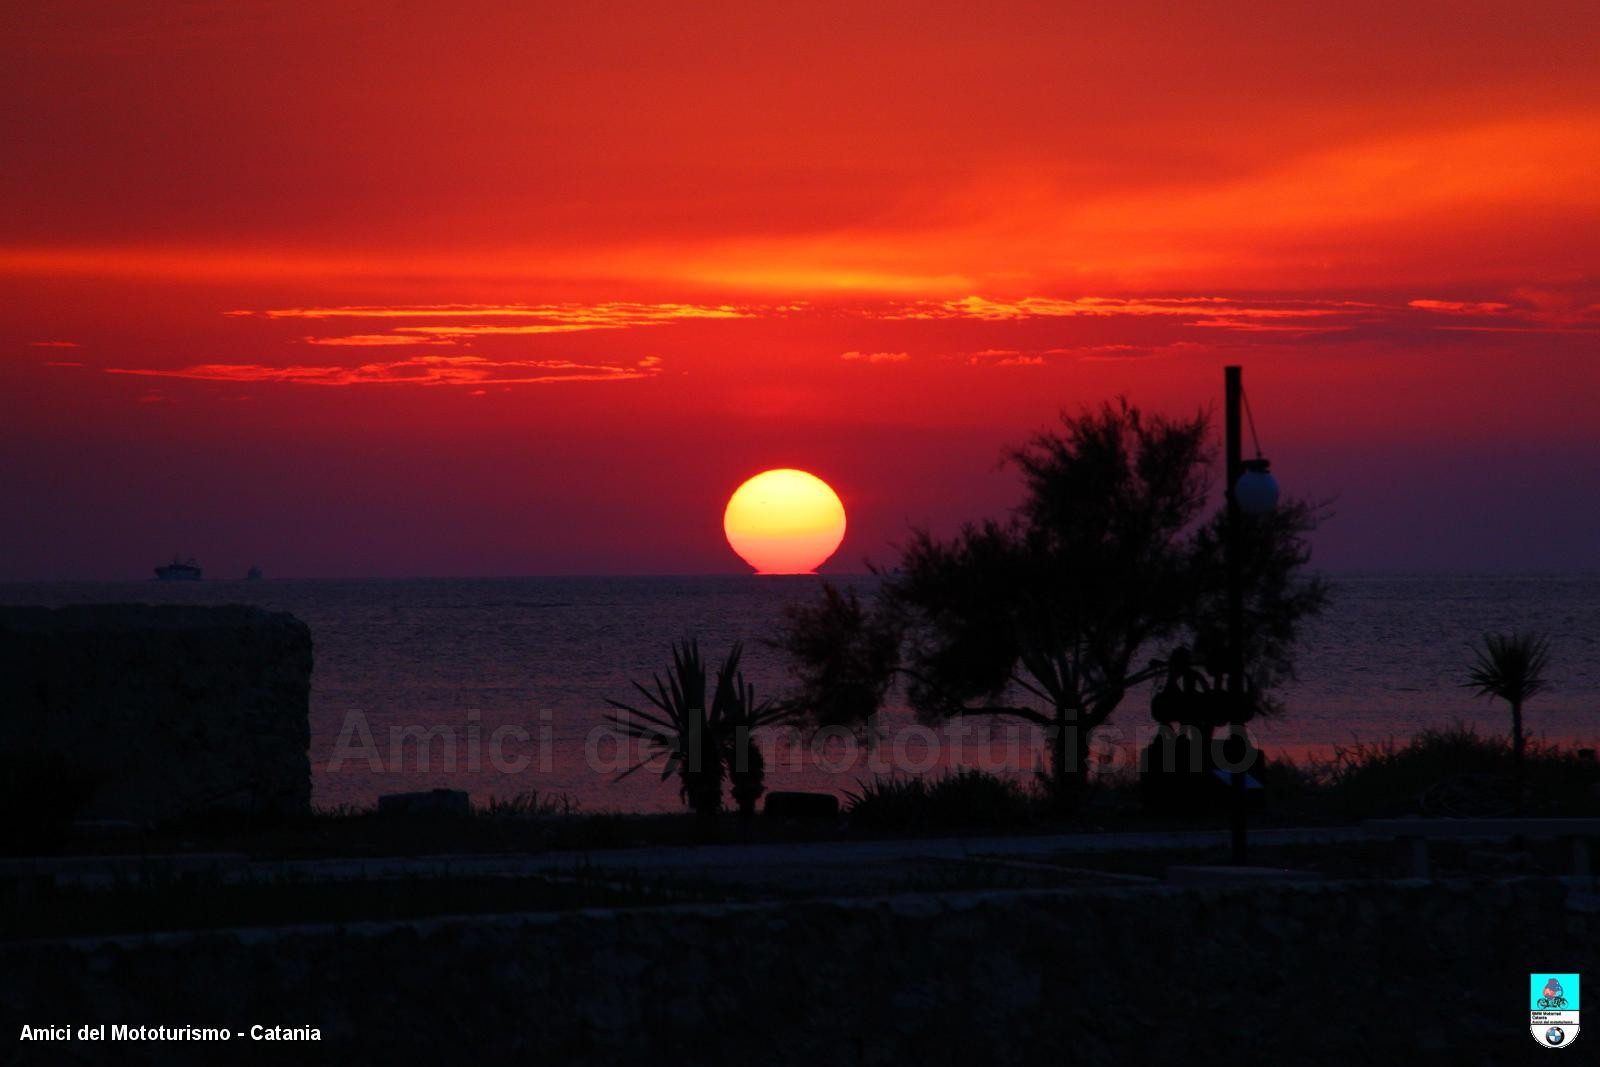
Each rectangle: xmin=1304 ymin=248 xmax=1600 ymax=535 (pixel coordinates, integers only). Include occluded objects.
xmin=723 ymin=469 xmax=847 ymax=574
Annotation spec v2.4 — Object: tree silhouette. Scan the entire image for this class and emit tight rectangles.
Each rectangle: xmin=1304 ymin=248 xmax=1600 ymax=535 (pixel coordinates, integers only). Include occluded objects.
xmin=606 ymin=640 xmax=791 ymax=817
xmin=776 ymin=400 xmax=1327 ymax=807
xmin=1465 ymin=630 xmax=1551 ymax=767
xmin=717 ymin=651 xmax=777 ymax=818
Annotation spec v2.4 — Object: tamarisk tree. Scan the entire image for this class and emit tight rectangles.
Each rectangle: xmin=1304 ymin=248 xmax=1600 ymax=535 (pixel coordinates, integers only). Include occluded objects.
xmin=776 ymin=400 xmax=1327 ymax=806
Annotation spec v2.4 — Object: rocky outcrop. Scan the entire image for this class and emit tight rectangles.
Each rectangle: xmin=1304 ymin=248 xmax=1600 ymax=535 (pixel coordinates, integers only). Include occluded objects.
xmin=0 ymin=604 xmax=312 ymax=823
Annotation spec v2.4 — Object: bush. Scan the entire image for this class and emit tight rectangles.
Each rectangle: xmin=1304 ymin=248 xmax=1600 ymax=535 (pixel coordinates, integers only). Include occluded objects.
xmin=1314 ymin=723 xmax=1599 ymax=818
xmin=478 ymin=792 xmax=578 ymax=820
xmin=842 ymin=776 xmax=927 ymax=830
xmin=927 ymin=768 xmax=1037 ymax=825
xmin=845 ymin=769 xmax=1037 ymax=831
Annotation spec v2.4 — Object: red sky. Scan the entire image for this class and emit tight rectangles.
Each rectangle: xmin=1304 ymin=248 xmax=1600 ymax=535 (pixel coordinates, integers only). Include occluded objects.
xmin=3 ymin=1 xmax=1598 ymax=578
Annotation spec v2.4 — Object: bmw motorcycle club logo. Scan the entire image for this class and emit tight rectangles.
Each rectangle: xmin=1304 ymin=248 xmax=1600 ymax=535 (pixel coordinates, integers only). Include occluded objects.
xmin=1531 ymin=974 xmax=1580 ymax=1049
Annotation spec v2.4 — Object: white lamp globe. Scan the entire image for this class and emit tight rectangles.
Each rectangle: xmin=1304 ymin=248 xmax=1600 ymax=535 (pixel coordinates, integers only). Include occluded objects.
xmin=1235 ymin=461 xmax=1280 ymax=515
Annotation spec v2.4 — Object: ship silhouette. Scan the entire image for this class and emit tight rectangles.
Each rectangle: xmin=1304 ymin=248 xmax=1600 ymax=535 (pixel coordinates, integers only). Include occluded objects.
xmin=154 ymin=555 xmax=202 ymax=580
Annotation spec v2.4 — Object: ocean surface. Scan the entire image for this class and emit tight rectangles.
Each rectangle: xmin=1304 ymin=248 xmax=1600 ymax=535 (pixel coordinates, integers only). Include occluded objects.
xmin=4 ymin=573 xmax=1598 ymax=812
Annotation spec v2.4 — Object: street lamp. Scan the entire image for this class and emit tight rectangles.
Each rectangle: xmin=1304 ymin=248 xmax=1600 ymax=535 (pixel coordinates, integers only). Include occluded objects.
xmin=1235 ymin=459 xmax=1279 ymax=516
xmin=1224 ymin=366 xmax=1277 ymax=864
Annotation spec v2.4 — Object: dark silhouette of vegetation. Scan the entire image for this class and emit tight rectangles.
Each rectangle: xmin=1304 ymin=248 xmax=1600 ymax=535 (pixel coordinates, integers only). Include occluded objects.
xmin=1465 ymin=630 xmax=1551 ymax=767
xmin=1312 ymin=723 xmax=1596 ymax=819
xmin=844 ymin=769 xmax=1037 ymax=831
xmin=778 ymin=583 xmax=900 ymax=729
xmin=477 ymin=791 xmax=581 ymax=820
xmin=776 ymin=400 xmax=1328 ymax=808
xmin=718 ymin=662 xmax=774 ymax=818
xmin=606 ymin=640 xmax=793 ymax=817
xmin=0 ymin=752 xmax=103 ymax=856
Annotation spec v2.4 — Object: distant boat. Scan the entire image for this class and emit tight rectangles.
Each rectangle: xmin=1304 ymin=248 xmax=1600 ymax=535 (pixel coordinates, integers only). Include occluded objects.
xmin=246 ymin=564 xmax=264 ymax=580
xmin=155 ymin=556 xmax=202 ymax=581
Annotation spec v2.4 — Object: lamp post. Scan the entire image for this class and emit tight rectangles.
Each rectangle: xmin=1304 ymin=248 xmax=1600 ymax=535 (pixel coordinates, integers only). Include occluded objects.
xmin=1224 ymin=366 xmax=1278 ymax=864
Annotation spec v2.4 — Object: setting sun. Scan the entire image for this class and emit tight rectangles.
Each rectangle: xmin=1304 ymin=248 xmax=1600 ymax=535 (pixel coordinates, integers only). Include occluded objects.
xmin=723 ymin=469 xmax=847 ymax=574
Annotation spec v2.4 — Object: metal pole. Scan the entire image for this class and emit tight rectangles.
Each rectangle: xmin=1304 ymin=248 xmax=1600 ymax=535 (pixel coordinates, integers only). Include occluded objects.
xmin=1225 ymin=366 xmax=1248 ymax=864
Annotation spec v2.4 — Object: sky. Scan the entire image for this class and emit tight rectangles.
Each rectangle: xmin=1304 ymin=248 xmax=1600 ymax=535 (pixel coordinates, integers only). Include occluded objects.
xmin=3 ymin=0 xmax=1598 ymax=579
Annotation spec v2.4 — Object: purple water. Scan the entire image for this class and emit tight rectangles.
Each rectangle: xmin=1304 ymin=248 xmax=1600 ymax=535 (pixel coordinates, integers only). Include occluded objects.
xmin=4 ymin=573 xmax=1598 ymax=811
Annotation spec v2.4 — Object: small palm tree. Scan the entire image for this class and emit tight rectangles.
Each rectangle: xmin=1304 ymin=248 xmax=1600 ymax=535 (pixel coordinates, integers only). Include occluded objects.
xmin=607 ymin=640 xmax=725 ymax=817
xmin=1465 ymin=631 xmax=1551 ymax=766
xmin=713 ymin=645 xmax=792 ymax=818
xmin=607 ymin=640 xmax=793 ymax=818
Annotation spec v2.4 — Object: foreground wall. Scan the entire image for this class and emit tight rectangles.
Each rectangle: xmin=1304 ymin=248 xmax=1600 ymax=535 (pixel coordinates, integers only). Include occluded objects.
xmin=4 ymin=879 xmax=1594 ymax=1065
xmin=0 ymin=604 xmax=312 ymax=822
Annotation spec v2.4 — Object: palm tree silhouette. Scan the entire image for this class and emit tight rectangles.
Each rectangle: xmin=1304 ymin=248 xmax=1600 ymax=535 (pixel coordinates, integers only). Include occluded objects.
xmin=714 ymin=647 xmax=781 ymax=818
xmin=1465 ymin=630 xmax=1551 ymax=768
xmin=606 ymin=640 xmax=791 ymax=817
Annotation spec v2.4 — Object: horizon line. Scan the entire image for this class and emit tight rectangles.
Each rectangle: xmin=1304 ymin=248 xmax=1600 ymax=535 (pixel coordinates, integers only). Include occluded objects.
xmin=3 ymin=566 xmax=1600 ymax=585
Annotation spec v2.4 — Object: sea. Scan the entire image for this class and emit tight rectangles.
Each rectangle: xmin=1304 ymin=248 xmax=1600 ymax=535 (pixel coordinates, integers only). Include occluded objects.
xmin=3 ymin=573 xmax=1598 ymax=813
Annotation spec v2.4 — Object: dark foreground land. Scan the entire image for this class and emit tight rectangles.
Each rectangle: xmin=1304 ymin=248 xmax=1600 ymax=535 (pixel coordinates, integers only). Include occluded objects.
xmin=4 ymin=859 xmax=1593 ymax=1066
xmin=6 ymin=729 xmax=1598 ymax=1064
xmin=5 ymin=812 xmax=1599 ymax=1066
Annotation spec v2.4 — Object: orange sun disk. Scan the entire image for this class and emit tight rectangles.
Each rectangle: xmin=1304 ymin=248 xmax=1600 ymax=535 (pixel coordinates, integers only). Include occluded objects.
xmin=723 ymin=469 xmax=847 ymax=574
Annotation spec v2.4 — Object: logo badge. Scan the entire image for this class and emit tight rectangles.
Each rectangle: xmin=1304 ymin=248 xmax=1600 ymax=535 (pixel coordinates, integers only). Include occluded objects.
xmin=1531 ymin=973 xmax=1580 ymax=1048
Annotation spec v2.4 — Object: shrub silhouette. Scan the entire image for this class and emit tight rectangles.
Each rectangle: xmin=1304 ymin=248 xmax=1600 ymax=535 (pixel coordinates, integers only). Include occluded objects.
xmin=845 ymin=769 xmax=1036 ymax=830
xmin=606 ymin=640 xmax=792 ymax=817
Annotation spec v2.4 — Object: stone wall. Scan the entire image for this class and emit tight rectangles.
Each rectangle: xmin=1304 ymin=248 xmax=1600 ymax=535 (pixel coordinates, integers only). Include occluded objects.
xmin=3 ymin=878 xmax=1594 ymax=1065
xmin=0 ymin=604 xmax=312 ymax=823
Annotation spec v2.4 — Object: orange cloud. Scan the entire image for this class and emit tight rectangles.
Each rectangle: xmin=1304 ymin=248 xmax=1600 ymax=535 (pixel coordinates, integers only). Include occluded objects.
xmin=4 ymin=110 xmax=1597 ymax=300
xmin=104 ymin=354 xmax=663 ymax=387
xmin=879 ymin=295 xmax=1363 ymax=322
xmin=990 ymin=355 xmax=1044 ymax=367
xmin=260 ymin=303 xmax=755 ymax=347
xmin=397 ymin=324 xmax=625 ymax=337
xmin=1408 ymin=299 xmax=1514 ymax=315
xmin=302 ymin=334 xmax=459 ymax=346
xmin=258 ymin=303 xmax=748 ymax=324
xmin=1407 ymin=288 xmax=1600 ymax=328
xmin=840 ymin=350 xmax=909 ymax=363
xmin=1184 ymin=319 xmax=1349 ymax=333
